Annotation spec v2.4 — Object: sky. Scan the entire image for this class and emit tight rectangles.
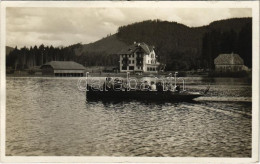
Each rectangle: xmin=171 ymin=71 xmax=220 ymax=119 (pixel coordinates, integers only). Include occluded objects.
xmin=6 ymin=7 xmax=251 ymax=48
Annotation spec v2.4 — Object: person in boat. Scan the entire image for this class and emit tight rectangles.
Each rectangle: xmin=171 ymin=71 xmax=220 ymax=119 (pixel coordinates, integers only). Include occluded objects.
xmin=103 ymin=77 xmax=113 ymax=91
xmin=141 ymin=81 xmax=150 ymax=91
xmin=175 ymin=85 xmax=181 ymax=93
xmin=113 ymin=78 xmax=122 ymax=91
xmin=165 ymin=82 xmax=170 ymax=91
xmin=166 ymin=82 xmax=175 ymax=91
xmin=156 ymin=82 xmax=163 ymax=92
xmin=122 ymin=80 xmax=128 ymax=91
xmin=150 ymin=81 xmax=157 ymax=91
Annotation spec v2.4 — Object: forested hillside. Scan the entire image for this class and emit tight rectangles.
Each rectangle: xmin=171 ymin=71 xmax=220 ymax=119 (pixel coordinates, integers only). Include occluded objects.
xmin=116 ymin=18 xmax=252 ymax=70
xmin=6 ymin=17 xmax=252 ymax=71
xmin=6 ymin=46 xmax=14 ymax=56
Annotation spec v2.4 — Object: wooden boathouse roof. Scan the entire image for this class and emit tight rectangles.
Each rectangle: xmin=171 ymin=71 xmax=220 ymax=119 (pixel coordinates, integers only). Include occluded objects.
xmin=40 ymin=61 xmax=86 ymax=70
xmin=214 ymin=53 xmax=244 ymax=65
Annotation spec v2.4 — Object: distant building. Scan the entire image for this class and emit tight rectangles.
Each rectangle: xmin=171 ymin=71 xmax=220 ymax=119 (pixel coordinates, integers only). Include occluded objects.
xmin=214 ymin=53 xmax=249 ymax=72
xmin=85 ymin=66 xmax=118 ymax=73
xmin=40 ymin=61 xmax=86 ymax=76
xmin=117 ymin=42 xmax=160 ymax=73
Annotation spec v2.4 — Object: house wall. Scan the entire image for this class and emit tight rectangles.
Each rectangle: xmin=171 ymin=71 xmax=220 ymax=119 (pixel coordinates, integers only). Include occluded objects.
xmin=119 ymin=50 xmax=158 ymax=73
xmin=54 ymin=70 xmax=85 ymax=77
xmin=215 ymin=65 xmax=244 ymax=72
xmin=42 ymin=65 xmax=85 ymax=76
xmin=143 ymin=50 xmax=157 ymax=72
xmin=119 ymin=54 xmax=140 ymax=72
xmin=119 ymin=54 xmax=127 ymax=72
xmin=54 ymin=70 xmax=85 ymax=73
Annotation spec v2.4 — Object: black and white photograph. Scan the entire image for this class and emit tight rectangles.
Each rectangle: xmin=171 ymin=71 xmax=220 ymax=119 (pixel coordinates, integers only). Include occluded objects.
xmin=0 ymin=1 xmax=259 ymax=163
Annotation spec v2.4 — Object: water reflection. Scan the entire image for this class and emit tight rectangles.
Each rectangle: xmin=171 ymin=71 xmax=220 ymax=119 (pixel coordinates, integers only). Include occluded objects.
xmin=6 ymin=77 xmax=252 ymax=157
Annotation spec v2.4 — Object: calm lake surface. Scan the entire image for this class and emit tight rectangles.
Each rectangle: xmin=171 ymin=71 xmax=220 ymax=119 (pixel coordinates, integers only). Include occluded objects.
xmin=6 ymin=77 xmax=252 ymax=157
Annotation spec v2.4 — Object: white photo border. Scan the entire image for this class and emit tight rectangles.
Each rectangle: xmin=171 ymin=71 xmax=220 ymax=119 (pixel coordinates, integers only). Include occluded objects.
xmin=0 ymin=1 xmax=259 ymax=163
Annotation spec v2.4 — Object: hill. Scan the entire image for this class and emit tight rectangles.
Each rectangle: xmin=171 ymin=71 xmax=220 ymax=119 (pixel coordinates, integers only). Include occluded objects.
xmin=6 ymin=17 xmax=252 ymax=71
xmin=81 ymin=34 xmax=128 ymax=55
xmin=76 ymin=17 xmax=252 ymax=70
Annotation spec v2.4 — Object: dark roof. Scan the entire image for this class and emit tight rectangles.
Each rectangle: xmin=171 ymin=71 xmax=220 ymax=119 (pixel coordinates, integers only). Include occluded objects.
xmin=214 ymin=53 xmax=244 ymax=65
xmin=40 ymin=61 xmax=86 ymax=70
xmin=117 ymin=42 xmax=154 ymax=55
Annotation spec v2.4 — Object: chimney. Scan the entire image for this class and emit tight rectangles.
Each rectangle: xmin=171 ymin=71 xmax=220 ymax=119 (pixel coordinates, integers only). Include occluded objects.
xmin=134 ymin=41 xmax=136 ymax=44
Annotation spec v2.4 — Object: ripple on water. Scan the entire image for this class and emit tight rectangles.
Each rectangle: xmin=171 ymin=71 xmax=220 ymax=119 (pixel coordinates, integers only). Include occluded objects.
xmin=6 ymin=77 xmax=252 ymax=157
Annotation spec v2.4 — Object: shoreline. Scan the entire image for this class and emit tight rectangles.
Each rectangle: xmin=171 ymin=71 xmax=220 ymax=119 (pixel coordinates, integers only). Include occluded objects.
xmin=6 ymin=72 xmax=251 ymax=78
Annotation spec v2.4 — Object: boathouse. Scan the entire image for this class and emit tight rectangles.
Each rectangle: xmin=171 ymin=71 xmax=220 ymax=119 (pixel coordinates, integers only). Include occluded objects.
xmin=214 ymin=53 xmax=249 ymax=72
xmin=40 ymin=61 xmax=86 ymax=77
xmin=117 ymin=42 xmax=160 ymax=73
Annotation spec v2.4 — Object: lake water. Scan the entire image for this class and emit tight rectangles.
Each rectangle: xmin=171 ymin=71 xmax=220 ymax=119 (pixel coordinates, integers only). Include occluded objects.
xmin=6 ymin=77 xmax=252 ymax=157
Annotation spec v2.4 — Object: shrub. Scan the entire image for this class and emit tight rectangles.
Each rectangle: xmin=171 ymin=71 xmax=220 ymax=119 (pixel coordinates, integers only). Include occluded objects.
xmin=208 ymin=71 xmax=249 ymax=78
xmin=28 ymin=69 xmax=35 ymax=75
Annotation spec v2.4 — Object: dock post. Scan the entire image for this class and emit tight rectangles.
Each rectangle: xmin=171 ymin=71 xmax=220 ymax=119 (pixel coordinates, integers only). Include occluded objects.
xmin=127 ymin=72 xmax=130 ymax=91
xmin=86 ymin=72 xmax=89 ymax=91
xmin=174 ymin=72 xmax=178 ymax=87
xmin=178 ymin=77 xmax=185 ymax=91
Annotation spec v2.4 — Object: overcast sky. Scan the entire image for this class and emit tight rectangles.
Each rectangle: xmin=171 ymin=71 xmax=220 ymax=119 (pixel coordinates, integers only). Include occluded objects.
xmin=6 ymin=7 xmax=251 ymax=48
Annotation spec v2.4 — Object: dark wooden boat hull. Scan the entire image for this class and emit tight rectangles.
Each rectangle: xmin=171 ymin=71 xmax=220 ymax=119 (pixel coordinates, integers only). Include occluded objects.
xmin=86 ymin=88 xmax=203 ymax=102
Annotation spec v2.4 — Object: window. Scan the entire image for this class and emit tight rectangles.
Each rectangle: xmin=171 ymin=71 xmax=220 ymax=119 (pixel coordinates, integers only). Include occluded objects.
xmin=122 ymin=66 xmax=127 ymax=70
xmin=132 ymin=60 xmax=135 ymax=64
xmin=129 ymin=66 xmax=134 ymax=70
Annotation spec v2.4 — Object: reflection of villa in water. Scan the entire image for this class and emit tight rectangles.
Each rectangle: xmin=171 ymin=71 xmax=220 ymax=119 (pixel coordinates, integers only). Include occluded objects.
xmin=40 ymin=61 xmax=86 ymax=77
xmin=117 ymin=42 xmax=160 ymax=73
xmin=214 ymin=53 xmax=249 ymax=72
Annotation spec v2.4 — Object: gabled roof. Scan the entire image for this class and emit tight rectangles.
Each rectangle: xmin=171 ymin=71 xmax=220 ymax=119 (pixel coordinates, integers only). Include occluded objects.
xmin=40 ymin=61 xmax=86 ymax=70
xmin=117 ymin=42 xmax=154 ymax=55
xmin=214 ymin=53 xmax=244 ymax=65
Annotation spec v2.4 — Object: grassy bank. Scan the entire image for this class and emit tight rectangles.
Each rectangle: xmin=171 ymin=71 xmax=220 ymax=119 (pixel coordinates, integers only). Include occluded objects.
xmin=6 ymin=70 xmax=252 ymax=79
xmin=208 ymin=71 xmax=251 ymax=78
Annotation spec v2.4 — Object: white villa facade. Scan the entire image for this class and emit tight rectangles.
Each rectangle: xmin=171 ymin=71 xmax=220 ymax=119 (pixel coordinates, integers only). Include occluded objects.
xmin=118 ymin=42 xmax=160 ymax=73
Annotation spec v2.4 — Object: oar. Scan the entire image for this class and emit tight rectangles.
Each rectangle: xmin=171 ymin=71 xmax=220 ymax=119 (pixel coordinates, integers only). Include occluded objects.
xmin=203 ymin=84 xmax=210 ymax=94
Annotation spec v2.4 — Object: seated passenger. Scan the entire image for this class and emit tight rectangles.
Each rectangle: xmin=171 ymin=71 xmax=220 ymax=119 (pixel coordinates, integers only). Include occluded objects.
xmin=114 ymin=78 xmax=122 ymax=90
xmin=167 ymin=83 xmax=174 ymax=91
xmin=175 ymin=85 xmax=181 ymax=93
xmin=156 ymin=82 xmax=163 ymax=92
xmin=104 ymin=77 xmax=113 ymax=91
xmin=150 ymin=81 xmax=157 ymax=91
xmin=141 ymin=81 xmax=150 ymax=91
xmin=122 ymin=81 xmax=128 ymax=91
